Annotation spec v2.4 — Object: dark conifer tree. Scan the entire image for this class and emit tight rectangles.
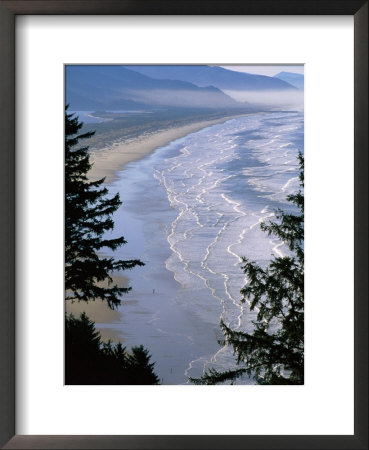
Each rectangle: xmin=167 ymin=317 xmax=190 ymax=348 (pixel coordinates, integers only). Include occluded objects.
xmin=65 ymin=107 xmax=144 ymax=309
xmin=191 ymin=153 xmax=304 ymax=385
xmin=65 ymin=313 xmax=160 ymax=385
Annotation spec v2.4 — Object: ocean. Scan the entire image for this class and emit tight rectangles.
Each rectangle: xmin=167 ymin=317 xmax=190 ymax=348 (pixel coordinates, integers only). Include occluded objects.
xmin=97 ymin=110 xmax=304 ymax=384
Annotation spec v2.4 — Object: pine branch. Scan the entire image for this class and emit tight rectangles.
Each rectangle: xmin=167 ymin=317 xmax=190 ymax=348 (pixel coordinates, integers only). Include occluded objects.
xmin=65 ymin=108 xmax=145 ymax=308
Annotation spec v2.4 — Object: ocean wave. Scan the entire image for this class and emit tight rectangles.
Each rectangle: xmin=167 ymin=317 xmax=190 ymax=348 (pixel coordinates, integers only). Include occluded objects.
xmin=107 ymin=111 xmax=303 ymax=384
xmin=155 ymin=112 xmax=303 ymax=380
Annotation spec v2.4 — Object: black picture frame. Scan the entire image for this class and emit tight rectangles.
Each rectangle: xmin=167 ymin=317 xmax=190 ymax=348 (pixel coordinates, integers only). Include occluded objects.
xmin=0 ymin=1 xmax=367 ymax=449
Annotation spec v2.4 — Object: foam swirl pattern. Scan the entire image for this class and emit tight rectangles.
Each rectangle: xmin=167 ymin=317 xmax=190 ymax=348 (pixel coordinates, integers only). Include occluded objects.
xmin=105 ymin=111 xmax=303 ymax=384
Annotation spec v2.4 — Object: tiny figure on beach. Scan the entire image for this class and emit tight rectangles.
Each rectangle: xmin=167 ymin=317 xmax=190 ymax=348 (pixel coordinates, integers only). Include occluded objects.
xmin=152 ymin=288 xmax=155 ymax=294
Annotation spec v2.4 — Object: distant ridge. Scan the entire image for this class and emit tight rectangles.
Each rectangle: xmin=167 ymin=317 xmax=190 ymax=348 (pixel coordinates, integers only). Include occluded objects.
xmin=274 ymin=71 xmax=304 ymax=90
xmin=66 ymin=65 xmax=244 ymax=110
xmin=128 ymin=65 xmax=297 ymax=91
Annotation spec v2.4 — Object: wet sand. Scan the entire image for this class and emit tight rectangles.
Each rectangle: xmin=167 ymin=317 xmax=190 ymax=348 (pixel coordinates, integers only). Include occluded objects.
xmin=88 ymin=115 xmax=246 ymax=183
xmin=72 ymin=114 xmax=245 ymax=351
xmin=65 ymin=274 xmax=130 ymax=343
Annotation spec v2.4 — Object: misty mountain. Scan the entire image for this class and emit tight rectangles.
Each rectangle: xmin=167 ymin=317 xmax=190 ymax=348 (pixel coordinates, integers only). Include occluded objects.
xmin=274 ymin=71 xmax=304 ymax=90
xmin=127 ymin=65 xmax=297 ymax=91
xmin=65 ymin=65 xmax=244 ymax=110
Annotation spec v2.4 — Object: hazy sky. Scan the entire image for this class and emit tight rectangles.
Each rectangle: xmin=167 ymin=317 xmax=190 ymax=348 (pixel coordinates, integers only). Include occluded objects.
xmin=221 ymin=65 xmax=304 ymax=76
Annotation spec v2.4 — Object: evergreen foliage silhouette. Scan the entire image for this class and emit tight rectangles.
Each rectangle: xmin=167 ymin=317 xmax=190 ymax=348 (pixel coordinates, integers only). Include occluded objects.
xmin=65 ymin=108 xmax=159 ymax=385
xmin=65 ymin=313 xmax=160 ymax=385
xmin=65 ymin=107 xmax=144 ymax=309
xmin=191 ymin=153 xmax=304 ymax=385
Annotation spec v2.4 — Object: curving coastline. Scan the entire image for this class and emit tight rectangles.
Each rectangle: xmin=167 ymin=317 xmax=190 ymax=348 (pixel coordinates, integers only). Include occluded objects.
xmin=87 ymin=114 xmax=248 ymax=183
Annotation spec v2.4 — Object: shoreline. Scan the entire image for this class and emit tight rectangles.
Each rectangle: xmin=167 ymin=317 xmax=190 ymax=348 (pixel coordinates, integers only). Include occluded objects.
xmin=65 ymin=273 xmax=131 ymax=343
xmin=88 ymin=114 xmax=247 ymax=183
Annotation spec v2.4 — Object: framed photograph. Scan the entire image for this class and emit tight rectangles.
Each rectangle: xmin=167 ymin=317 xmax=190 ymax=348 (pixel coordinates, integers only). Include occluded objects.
xmin=1 ymin=1 xmax=367 ymax=449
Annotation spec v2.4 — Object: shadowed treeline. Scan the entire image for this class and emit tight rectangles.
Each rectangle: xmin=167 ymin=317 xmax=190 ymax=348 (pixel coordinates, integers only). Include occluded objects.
xmin=65 ymin=313 xmax=159 ymax=385
xmin=65 ymin=107 xmax=159 ymax=384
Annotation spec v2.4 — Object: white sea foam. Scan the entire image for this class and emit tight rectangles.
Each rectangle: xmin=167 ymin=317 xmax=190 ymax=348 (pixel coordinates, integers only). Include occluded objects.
xmin=151 ymin=112 xmax=303 ymax=381
xmin=107 ymin=111 xmax=303 ymax=384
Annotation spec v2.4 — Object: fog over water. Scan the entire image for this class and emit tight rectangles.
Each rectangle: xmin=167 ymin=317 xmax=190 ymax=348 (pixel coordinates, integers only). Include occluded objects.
xmin=99 ymin=110 xmax=304 ymax=384
xmin=224 ymin=89 xmax=304 ymax=108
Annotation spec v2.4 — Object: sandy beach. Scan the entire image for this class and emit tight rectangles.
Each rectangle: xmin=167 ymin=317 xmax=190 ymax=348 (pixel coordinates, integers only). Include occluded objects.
xmin=65 ymin=273 xmax=131 ymax=343
xmin=69 ymin=114 xmax=244 ymax=345
xmin=67 ymin=109 xmax=303 ymax=382
xmin=88 ymin=114 xmax=246 ymax=183
xmin=72 ymin=113 xmax=246 ymax=345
